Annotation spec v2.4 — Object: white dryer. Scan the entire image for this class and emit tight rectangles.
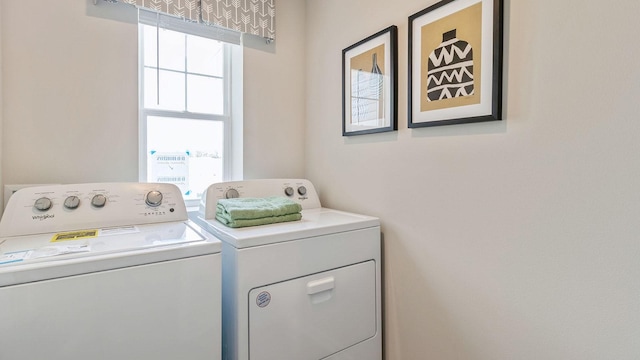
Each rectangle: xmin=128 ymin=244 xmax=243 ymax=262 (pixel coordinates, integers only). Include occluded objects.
xmin=0 ymin=183 xmax=221 ymax=360
xmin=193 ymin=179 xmax=381 ymax=360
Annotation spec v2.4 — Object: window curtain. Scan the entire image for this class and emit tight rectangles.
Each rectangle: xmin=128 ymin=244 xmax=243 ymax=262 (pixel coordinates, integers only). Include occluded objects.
xmin=201 ymin=0 xmax=276 ymax=40
xmin=105 ymin=0 xmax=275 ymax=39
xmin=138 ymin=8 xmax=241 ymax=45
xmin=117 ymin=0 xmax=200 ymax=22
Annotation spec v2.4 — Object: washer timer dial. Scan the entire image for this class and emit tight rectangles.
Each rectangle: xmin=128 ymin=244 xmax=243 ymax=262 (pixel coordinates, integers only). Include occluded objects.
xmin=145 ymin=190 xmax=164 ymax=207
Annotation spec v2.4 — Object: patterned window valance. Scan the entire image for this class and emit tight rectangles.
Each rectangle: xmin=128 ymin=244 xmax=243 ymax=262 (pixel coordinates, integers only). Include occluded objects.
xmin=119 ymin=0 xmax=200 ymax=22
xmin=201 ymin=0 xmax=275 ymax=40
xmin=103 ymin=0 xmax=275 ymax=39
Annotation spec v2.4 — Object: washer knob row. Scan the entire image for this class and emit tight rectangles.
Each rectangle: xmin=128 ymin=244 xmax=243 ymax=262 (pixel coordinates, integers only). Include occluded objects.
xmin=34 ymin=194 xmax=109 ymax=211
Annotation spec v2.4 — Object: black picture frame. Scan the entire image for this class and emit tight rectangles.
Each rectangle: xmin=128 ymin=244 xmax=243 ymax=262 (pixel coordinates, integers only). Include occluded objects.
xmin=408 ymin=0 xmax=503 ymax=128
xmin=342 ymin=25 xmax=398 ymax=136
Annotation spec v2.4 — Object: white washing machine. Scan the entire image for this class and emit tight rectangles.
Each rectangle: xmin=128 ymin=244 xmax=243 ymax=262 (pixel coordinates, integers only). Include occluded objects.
xmin=193 ymin=179 xmax=381 ymax=360
xmin=0 ymin=183 xmax=221 ymax=360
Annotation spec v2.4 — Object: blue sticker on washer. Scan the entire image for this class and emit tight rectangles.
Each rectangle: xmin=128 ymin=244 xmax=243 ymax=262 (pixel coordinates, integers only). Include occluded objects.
xmin=256 ymin=291 xmax=271 ymax=308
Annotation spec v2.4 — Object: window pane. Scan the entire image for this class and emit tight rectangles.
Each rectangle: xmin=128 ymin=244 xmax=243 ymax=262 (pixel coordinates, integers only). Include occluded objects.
xmin=158 ymin=28 xmax=185 ymax=71
xmin=144 ymin=68 xmax=185 ymax=111
xmin=143 ymin=25 xmax=157 ymax=68
xmin=187 ymin=35 xmax=223 ymax=77
xmin=187 ymin=75 xmax=224 ymax=115
xmin=146 ymin=116 xmax=224 ymax=201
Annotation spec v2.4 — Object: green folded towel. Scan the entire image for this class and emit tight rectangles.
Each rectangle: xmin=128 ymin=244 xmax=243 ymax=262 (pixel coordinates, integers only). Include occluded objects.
xmin=215 ymin=196 xmax=303 ymax=228
xmin=216 ymin=196 xmax=302 ymax=220
xmin=215 ymin=212 xmax=302 ymax=228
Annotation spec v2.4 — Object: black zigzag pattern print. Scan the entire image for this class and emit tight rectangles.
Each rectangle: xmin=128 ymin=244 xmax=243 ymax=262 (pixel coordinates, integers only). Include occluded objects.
xmin=426 ymin=29 xmax=474 ymax=102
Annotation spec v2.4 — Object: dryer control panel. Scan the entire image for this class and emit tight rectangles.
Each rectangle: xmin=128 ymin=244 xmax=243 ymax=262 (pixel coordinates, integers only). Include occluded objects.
xmin=199 ymin=179 xmax=322 ymax=221
xmin=0 ymin=183 xmax=187 ymax=237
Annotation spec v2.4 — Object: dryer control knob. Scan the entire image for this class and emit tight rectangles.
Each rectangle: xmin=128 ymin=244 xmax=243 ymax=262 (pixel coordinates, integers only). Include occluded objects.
xmin=34 ymin=197 xmax=52 ymax=211
xmin=297 ymin=186 xmax=307 ymax=196
xmin=63 ymin=195 xmax=80 ymax=209
xmin=225 ymin=188 xmax=240 ymax=199
xmin=91 ymin=194 xmax=107 ymax=208
xmin=284 ymin=187 xmax=294 ymax=196
xmin=145 ymin=190 xmax=163 ymax=207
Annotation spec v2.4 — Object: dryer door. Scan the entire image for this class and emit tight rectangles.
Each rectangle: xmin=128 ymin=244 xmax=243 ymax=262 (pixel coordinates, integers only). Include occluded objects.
xmin=248 ymin=260 xmax=377 ymax=360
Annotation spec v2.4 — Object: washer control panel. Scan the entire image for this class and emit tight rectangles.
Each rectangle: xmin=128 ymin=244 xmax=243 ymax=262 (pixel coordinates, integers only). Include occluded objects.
xmin=199 ymin=179 xmax=322 ymax=220
xmin=0 ymin=183 xmax=188 ymax=237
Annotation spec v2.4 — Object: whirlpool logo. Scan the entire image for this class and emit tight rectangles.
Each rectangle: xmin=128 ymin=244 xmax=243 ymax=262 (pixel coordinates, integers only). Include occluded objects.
xmin=32 ymin=214 xmax=55 ymax=221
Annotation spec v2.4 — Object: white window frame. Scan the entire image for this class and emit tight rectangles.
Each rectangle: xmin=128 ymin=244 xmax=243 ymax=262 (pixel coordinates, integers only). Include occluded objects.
xmin=137 ymin=10 xmax=242 ymax=206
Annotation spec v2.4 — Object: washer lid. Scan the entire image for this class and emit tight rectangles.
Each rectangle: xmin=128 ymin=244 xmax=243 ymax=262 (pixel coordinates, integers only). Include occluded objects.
xmin=196 ymin=208 xmax=379 ymax=248
xmin=0 ymin=220 xmax=221 ymax=287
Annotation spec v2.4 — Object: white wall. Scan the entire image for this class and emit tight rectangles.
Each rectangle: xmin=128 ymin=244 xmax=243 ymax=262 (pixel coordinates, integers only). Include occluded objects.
xmin=0 ymin=0 xmax=306 ymax=211
xmin=305 ymin=0 xmax=640 ymax=359
xmin=2 ymin=0 xmax=139 ymax=189
xmin=243 ymin=0 xmax=307 ymax=180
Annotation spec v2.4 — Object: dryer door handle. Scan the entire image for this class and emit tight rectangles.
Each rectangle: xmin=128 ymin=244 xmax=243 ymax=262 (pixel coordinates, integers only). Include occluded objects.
xmin=307 ymin=276 xmax=335 ymax=295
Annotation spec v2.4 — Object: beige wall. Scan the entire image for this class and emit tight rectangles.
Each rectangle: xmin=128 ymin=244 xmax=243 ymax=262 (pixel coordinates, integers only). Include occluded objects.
xmin=0 ymin=0 xmax=305 ymax=210
xmin=243 ymin=0 xmax=306 ymax=180
xmin=1 ymin=0 xmax=139 ymax=189
xmin=305 ymin=0 xmax=640 ymax=359
xmin=2 ymin=0 xmax=640 ymax=359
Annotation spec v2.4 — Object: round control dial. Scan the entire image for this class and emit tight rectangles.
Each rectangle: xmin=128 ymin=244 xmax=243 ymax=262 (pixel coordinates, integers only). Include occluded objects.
xmin=34 ymin=197 xmax=52 ymax=211
xmin=225 ymin=188 xmax=240 ymax=199
xmin=284 ymin=187 xmax=294 ymax=196
xmin=91 ymin=194 xmax=107 ymax=208
xmin=64 ymin=195 xmax=80 ymax=209
xmin=297 ymin=186 xmax=307 ymax=196
xmin=145 ymin=190 xmax=163 ymax=207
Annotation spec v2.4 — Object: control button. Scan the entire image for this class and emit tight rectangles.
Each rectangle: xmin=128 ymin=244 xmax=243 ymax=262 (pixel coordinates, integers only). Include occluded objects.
xmin=34 ymin=197 xmax=52 ymax=211
xmin=63 ymin=195 xmax=80 ymax=209
xmin=297 ymin=186 xmax=307 ymax=196
xmin=91 ymin=194 xmax=107 ymax=208
xmin=284 ymin=187 xmax=294 ymax=196
xmin=145 ymin=190 xmax=163 ymax=207
xmin=225 ymin=188 xmax=240 ymax=199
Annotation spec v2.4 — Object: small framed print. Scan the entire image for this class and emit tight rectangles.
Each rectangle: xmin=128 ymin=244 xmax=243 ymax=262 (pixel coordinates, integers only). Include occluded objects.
xmin=342 ymin=25 xmax=398 ymax=136
xmin=409 ymin=0 xmax=503 ymax=128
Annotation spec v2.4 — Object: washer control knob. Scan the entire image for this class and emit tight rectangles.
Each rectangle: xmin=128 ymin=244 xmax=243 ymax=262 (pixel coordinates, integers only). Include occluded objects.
xmin=91 ymin=194 xmax=107 ymax=208
xmin=225 ymin=188 xmax=240 ymax=199
xmin=297 ymin=186 xmax=307 ymax=196
xmin=284 ymin=187 xmax=294 ymax=196
xmin=63 ymin=195 xmax=81 ymax=209
xmin=145 ymin=190 xmax=163 ymax=207
xmin=34 ymin=197 xmax=52 ymax=211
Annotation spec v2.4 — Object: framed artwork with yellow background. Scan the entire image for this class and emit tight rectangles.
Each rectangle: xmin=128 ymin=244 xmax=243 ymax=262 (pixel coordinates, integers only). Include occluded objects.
xmin=409 ymin=0 xmax=503 ymax=127
xmin=342 ymin=26 xmax=398 ymax=136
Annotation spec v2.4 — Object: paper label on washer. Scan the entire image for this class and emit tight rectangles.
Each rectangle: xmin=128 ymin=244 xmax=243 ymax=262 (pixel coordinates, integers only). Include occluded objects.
xmin=30 ymin=244 xmax=90 ymax=259
xmin=51 ymin=230 xmax=98 ymax=242
xmin=98 ymin=226 xmax=139 ymax=236
xmin=0 ymin=250 xmax=33 ymax=265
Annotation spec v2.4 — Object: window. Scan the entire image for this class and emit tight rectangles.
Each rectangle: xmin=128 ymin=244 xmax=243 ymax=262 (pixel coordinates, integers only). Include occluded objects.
xmin=138 ymin=11 xmax=242 ymax=205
